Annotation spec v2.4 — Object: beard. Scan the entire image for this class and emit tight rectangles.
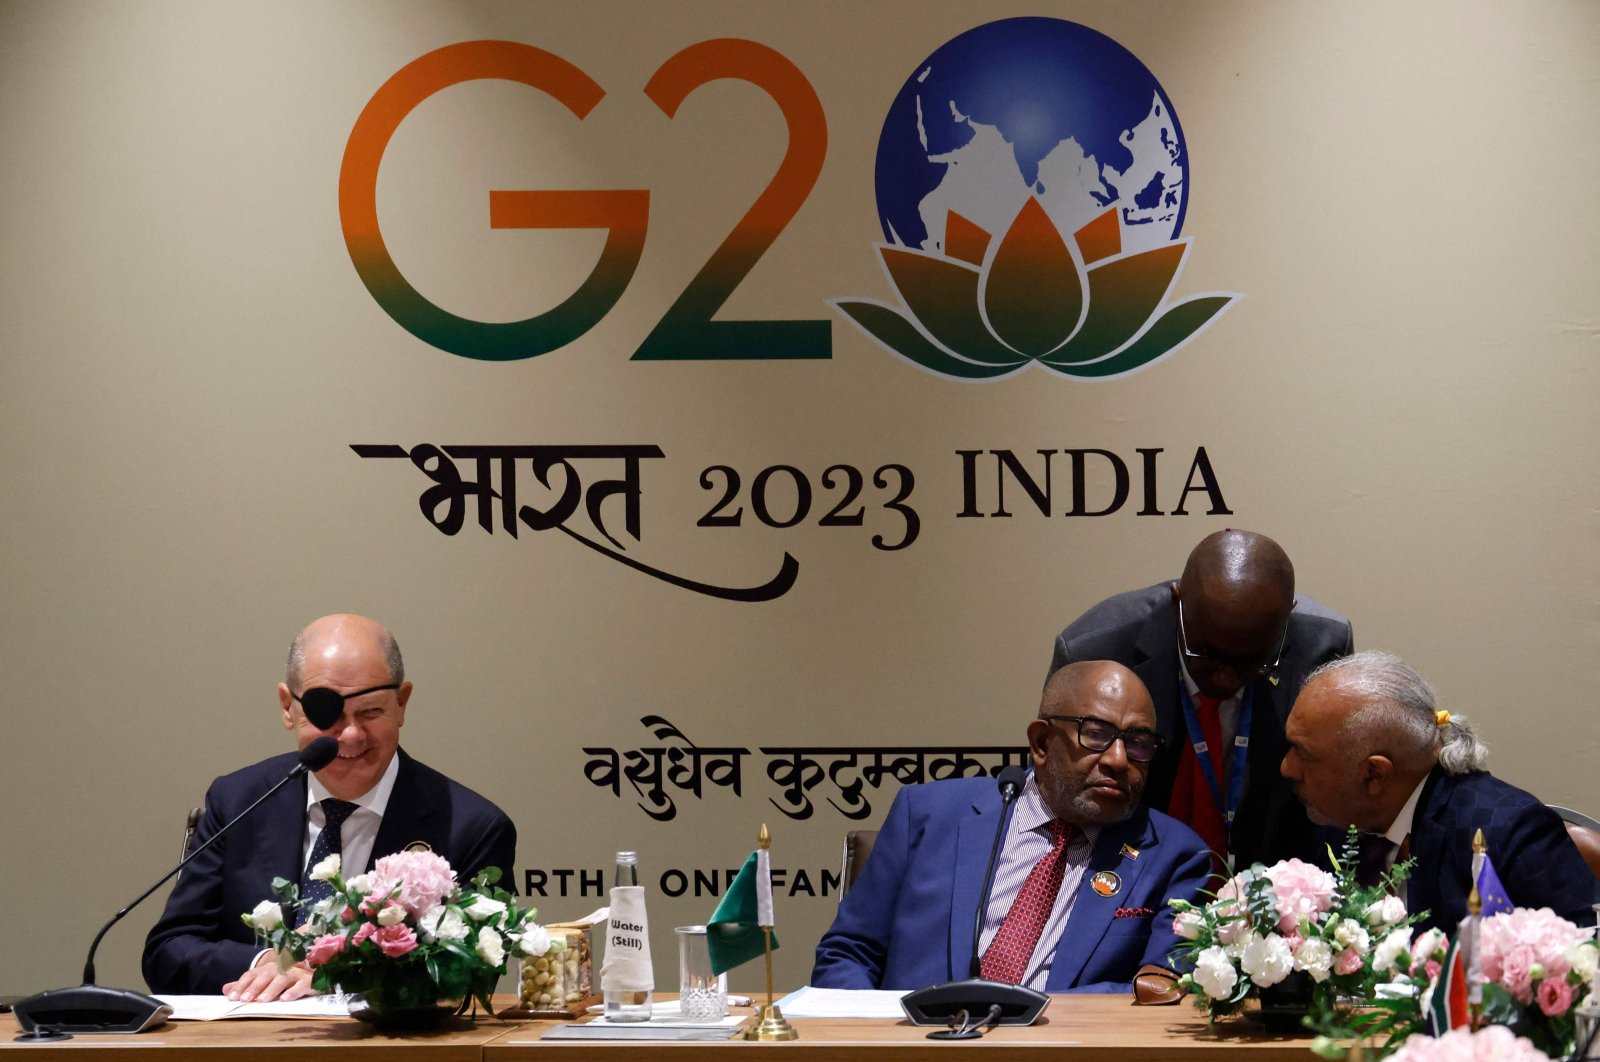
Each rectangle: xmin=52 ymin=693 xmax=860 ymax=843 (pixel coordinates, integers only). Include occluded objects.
xmin=1038 ymin=764 xmax=1143 ymax=827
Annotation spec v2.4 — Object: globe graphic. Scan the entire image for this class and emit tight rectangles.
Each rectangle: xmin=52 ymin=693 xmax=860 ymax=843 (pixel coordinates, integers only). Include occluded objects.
xmin=875 ymin=18 xmax=1187 ymax=258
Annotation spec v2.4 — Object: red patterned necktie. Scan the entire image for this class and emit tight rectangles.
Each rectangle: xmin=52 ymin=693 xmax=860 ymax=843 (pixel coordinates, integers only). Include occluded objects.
xmin=979 ymin=819 xmax=1071 ymax=984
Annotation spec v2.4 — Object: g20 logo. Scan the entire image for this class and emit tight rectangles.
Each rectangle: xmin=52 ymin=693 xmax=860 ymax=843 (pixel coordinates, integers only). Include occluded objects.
xmin=338 ymin=39 xmax=829 ymax=362
xmin=341 ymin=22 xmax=1236 ymax=377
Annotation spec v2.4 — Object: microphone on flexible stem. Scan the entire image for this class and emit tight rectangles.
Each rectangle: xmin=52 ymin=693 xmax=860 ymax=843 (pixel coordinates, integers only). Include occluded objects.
xmin=900 ymin=765 xmax=1049 ymax=1038
xmin=12 ymin=737 xmax=340 ymax=1041
xmin=970 ymin=766 xmax=1027 ymax=978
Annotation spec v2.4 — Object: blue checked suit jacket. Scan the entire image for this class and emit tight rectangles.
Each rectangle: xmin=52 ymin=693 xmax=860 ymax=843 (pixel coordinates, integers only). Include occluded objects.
xmin=810 ymin=776 xmax=1211 ymax=993
xmin=142 ymin=748 xmax=516 ymax=994
xmin=1406 ymin=766 xmax=1598 ymax=934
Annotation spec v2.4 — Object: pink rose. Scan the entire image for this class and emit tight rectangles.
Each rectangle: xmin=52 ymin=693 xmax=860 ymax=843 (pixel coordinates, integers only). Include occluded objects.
xmin=305 ymin=933 xmax=346 ymax=967
xmin=1500 ymin=946 xmax=1535 ymax=1004
xmin=351 ymin=922 xmax=376 ymax=948
xmin=373 ymin=923 xmax=418 ymax=958
xmin=1262 ymin=859 xmax=1336 ymax=934
xmin=1334 ymin=947 xmax=1364 ymax=976
xmin=1536 ymin=976 xmax=1572 ymax=1017
xmin=1424 ymin=960 xmax=1441 ymax=982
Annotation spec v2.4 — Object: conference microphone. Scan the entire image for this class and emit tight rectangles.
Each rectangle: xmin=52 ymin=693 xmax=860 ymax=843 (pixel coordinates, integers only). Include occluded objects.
xmin=12 ymin=737 xmax=340 ymax=1040
xmin=900 ymin=764 xmax=1049 ymax=1038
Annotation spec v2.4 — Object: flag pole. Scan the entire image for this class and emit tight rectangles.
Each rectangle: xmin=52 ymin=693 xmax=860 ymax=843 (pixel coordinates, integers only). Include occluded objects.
xmin=1466 ymin=830 xmax=1485 ymax=1029
xmin=746 ymin=824 xmax=797 ymax=1041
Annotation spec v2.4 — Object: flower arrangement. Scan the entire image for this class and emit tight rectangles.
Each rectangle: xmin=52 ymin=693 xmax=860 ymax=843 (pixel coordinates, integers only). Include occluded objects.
xmin=1385 ymin=1025 xmax=1552 ymax=1062
xmin=245 ymin=850 xmax=562 ymax=1021
xmin=1474 ymin=907 xmax=1598 ymax=1059
xmin=1299 ymin=900 xmax=1597 ymax=1059
xmin=1168 ymin=829 xmax=1425 ymax=1045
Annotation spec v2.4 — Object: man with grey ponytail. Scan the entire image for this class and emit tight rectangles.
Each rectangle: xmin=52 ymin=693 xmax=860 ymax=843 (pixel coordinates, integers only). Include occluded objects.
xmin=1280 ymin=650 xmax=1596 ymax=933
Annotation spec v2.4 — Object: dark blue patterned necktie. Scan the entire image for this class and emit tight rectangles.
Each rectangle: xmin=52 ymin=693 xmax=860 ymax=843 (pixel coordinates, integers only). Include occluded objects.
xmin=300 ymin=799 xmax=360 ymax=907
xmin=1356 ymin=832 xmax=1395 ymax=888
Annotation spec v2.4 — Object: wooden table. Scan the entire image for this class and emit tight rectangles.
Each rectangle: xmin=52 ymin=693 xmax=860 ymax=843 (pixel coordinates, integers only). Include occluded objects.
xmin=493 ymin=995 xmax=1318 ymax=1061
xmin=2 ymin=995 xmax=1320 ymax=1060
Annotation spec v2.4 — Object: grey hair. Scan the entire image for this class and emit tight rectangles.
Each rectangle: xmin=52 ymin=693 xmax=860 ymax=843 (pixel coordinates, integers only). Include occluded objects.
xmin=1304 ymin=650 xmax=1488 ymax=775
xmin=285 ymin=628 xmax=405 ymax=689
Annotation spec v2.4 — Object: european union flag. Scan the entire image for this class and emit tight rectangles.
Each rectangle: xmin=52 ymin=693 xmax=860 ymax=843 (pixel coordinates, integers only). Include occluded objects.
xmin=1475 ymin=852 xmax=1513 ymax=916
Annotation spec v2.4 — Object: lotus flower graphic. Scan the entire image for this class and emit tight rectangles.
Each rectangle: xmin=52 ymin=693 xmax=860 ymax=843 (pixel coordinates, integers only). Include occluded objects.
xmin=833 ymin=198 xmax=1237 ymax=381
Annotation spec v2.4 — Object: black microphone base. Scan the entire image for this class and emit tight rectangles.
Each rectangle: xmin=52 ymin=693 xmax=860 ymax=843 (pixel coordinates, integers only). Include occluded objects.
xmin=900 ymin=978 xmax=1049 ymax=1027
xmin=12 ymin=985 xmax=172 ymax=1035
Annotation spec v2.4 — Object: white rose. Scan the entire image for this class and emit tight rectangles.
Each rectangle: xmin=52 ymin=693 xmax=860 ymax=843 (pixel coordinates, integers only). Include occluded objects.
xmin=1173 ymin=911 xmax=1204 ymax=941
xmin=1364 ymin=894 xmax=1407 ymax=927
xmin=345 ymin=873 xmax=374 ymax=895
xmin=250 ymin=899 xmax=284 ymax=932
xmin=1372 ymin=928 xmax=1413 ymax=974
xmin=463 ymin=895 xmax=507 ymax=920
xmin=1333 ymin=921 xmax=1369 ymax=952
xmin=419 ymin=906 xmax=469 ymax=942
xmin=1192 ymin=946 xmax=1239 ymax=1000
xmin=518 ymin=923 xmax=552 ymax=957
xmin=1240 ymin=933 xmax=1294 ymax=988
xmin=309 ymin=853 xmax=341 ymax=882
xmin=475 ymin=926 xmax=505 ymax=966
xmin=1294 ymin=937 xmax=1334 ymax=983
xmin=377 ymin=904 xmax=408 ymax=927
xmin=1566 ymin=940 xmax=1598 ymax=981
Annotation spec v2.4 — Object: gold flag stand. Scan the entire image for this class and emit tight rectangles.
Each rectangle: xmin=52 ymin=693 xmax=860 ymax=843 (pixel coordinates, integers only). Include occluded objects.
xmin=745 ymin=824 xmax=798 ymax=1041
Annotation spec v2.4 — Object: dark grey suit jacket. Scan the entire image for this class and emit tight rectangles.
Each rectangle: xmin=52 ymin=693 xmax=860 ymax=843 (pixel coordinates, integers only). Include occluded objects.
xmin=1048 ymin=581 xmax=1353 ymax=869
xmin=142 ymin=747 xmax=516 ymax=994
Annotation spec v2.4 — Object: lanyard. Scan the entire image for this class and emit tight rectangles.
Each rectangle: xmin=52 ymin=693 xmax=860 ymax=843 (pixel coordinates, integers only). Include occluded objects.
xmin=1178 ymin=684 xmax=1251 ymax=826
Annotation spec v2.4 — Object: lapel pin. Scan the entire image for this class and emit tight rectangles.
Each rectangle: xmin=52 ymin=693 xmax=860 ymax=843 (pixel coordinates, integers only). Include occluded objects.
xmin=1091 ymin=870 xmax=1123 ymax=897
xmin=1119 ymin=844 xmax=1141 ymax=862
xmin=405 ymin=840 xmax=433 ymax=853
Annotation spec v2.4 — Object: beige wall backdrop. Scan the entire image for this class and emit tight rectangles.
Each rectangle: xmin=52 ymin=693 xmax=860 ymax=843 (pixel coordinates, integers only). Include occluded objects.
xmin=1 ymin=0 xmax=1596 ymax=996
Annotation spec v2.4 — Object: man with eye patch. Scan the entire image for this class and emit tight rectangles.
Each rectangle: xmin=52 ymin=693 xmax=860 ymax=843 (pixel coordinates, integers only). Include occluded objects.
xmin=142 ymin=614 xmax=516 ymax=1000
xmin=1047 ymin=530 xmax=1353 ymax=872
xmin=813 ymin=661 xmax=1210 ymax=992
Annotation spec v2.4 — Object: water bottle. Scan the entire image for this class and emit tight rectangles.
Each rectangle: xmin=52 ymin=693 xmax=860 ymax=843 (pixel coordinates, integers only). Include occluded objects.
xmin=603 ymin=851 xmax=653 ymax=1022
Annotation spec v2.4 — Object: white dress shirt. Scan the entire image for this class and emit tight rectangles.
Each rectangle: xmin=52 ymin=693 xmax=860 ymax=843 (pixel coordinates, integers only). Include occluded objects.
xmin=303 ymin=750 xmax=400 ymax=875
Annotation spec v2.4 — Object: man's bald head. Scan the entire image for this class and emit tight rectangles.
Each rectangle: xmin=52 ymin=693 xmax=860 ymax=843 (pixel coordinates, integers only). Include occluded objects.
xmin=1180 ymin=529 xmax=1295 ymax=610
xmin=1040 ymin=660 xmax=1152 ymax=721
xmin=287 ymin=613 xmax=405 ymax=689
xmin=1172 ymin=530 xmax=1296 ymax=698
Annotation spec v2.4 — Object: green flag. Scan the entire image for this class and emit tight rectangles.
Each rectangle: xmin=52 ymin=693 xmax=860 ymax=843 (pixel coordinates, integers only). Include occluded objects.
xmin=706 ymin=849 xmax=778 ymax=975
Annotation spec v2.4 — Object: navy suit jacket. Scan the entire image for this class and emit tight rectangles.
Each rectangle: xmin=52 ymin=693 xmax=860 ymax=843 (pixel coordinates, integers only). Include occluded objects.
xmin=811 ymin=777 xmax=1211 ymax=993
xmin=1405 ymin=766 xmax=1598 ymax=934
xmin=142 ymin=747 xmax=516 ymax=994
xmin=1049 ymin=582 xmax=1353 ymax=869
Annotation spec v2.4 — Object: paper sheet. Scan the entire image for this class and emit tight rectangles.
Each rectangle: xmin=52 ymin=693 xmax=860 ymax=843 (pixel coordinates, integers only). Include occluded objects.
xmin=773 ymin=986 xmax=909 ymax=1019
xmin=155 ymin=993 xmax=353 ymax=1021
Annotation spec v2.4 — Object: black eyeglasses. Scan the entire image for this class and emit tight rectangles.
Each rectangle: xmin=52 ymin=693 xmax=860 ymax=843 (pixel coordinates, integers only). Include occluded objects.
xmin=1040 ymin=715 xmax=1165 ymax=763
xmin=1176 ymin=598 xmax=1288 ymax=680
xmin=292 ymin=684 xmax=400 ymax=731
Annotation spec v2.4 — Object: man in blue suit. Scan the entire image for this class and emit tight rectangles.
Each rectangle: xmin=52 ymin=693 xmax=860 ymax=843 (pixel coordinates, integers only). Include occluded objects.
xmin=142 ymin=614 xmax=516 ymax=1000
xmin=1282 ymin=651 xmax=1597 ymax=933
xmin=812 ymin=662 xmax=1212 ymax=992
